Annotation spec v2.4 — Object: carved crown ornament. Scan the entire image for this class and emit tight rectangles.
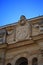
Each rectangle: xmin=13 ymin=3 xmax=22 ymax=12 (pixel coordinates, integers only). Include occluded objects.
xmin=19 ymin=15 xmax=26 ymax=26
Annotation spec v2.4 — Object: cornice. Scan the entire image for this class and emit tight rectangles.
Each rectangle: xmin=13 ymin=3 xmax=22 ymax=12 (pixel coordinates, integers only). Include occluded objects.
xmin=32 ymin=34 xmax=43 ymax=41
xmin=0 ymin=34 xmax=43 ymax=49
xmin=0 ymin=15 xmax=43 ymax=29
xmin=0 ymin=43 xmax=7 ymax=49
xmin=28 ymin=15 xmax=43 ymax=21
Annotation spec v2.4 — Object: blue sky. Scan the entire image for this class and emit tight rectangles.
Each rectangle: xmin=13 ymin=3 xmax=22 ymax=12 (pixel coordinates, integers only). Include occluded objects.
xmin=0 ymin=0 xmax=43 ymax=26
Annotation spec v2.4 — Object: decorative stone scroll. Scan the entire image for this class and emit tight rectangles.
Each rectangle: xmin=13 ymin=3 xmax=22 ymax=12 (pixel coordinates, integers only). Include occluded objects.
xmin=7 ymin=26 xmax=16 ymax=44
xmin=0 ymin=29 xmax=6 ymax=44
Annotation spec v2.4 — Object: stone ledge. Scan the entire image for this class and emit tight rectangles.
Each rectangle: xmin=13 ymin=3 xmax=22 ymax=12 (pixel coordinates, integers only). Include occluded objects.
xmin=32 ymin=34 xmax=43 ymax=40
xmin=7 ymin=39 xmax=34 ymax=49
xmin=0 ymin=43 xmax=7 ymax=49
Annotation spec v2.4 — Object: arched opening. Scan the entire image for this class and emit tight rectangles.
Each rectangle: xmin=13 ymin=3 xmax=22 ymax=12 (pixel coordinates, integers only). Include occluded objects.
xmin=15 ymin=57 xmax=28 ymax=65
xmin=7 ymin=63 xmax=11 ymax=65
xmin=32 ymin=57 xmax=38 ymax=65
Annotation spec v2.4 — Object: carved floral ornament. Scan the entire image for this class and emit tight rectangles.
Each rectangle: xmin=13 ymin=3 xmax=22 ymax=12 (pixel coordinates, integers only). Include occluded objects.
xmin=19 ymin=15 xmax=26 ymax=26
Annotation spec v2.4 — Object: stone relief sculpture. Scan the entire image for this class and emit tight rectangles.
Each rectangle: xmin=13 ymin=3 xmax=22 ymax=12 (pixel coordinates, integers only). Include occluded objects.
xmin=16 ymin=15 xmax=30 ymax=41
xmin=0 ymin=29 xmax=6 ymax=43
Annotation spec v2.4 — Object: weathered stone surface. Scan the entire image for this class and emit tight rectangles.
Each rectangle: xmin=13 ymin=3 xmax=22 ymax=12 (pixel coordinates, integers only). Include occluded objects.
xmin=0 ymin=15 xmax=43 ymax=65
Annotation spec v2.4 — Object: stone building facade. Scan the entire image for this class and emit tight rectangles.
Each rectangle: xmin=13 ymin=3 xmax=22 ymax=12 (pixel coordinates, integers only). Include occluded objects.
xmin=0 ymin=15 xmax=43 ymax=65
